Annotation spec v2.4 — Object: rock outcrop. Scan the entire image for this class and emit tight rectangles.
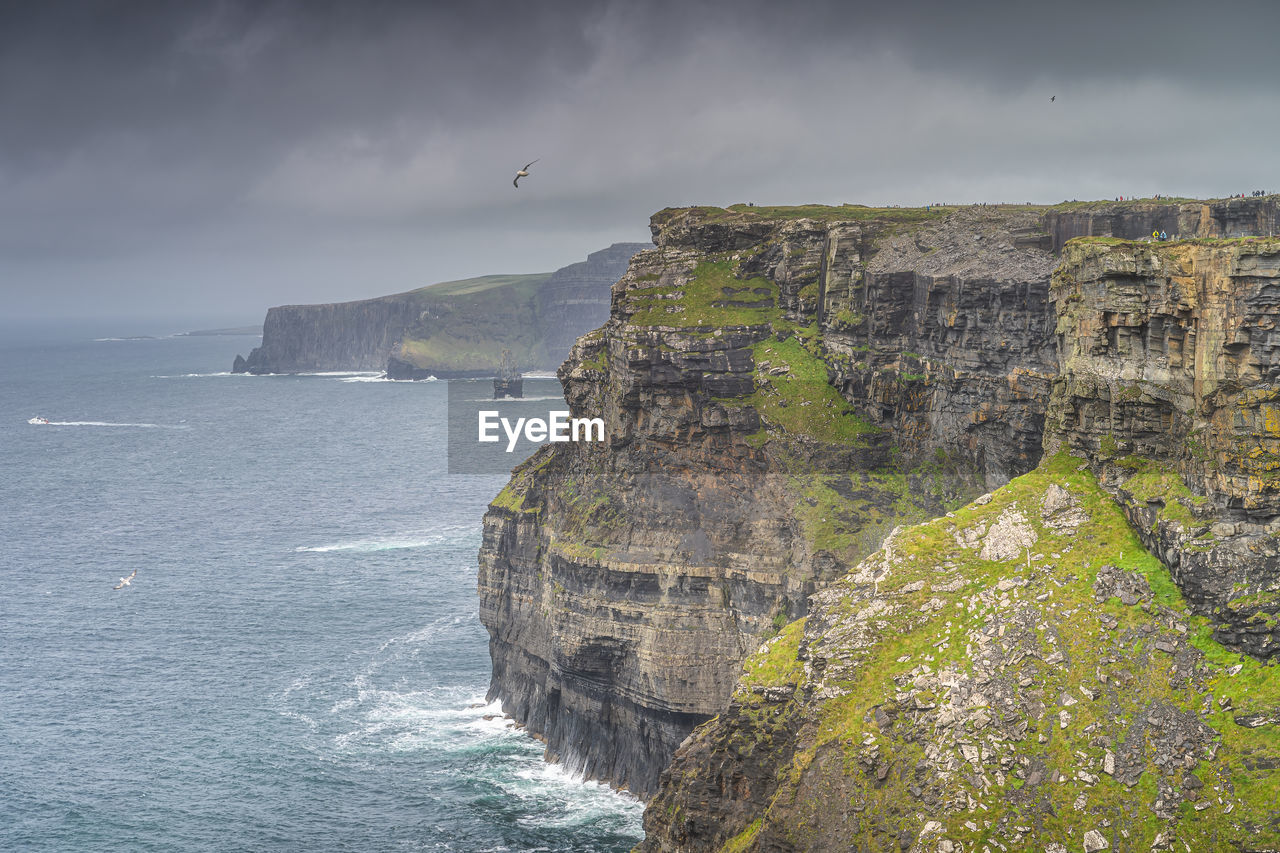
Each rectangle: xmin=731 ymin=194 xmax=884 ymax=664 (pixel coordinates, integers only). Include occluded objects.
xmin=1047 ymin=237 xmax=1280 ymax=657
xmin=231 ymin=243 xmax=644 ymax=376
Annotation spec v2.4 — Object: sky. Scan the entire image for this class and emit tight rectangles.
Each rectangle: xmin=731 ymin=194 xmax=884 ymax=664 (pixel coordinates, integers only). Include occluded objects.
xmin=2 ymin=0 xmax=1278 ymax=328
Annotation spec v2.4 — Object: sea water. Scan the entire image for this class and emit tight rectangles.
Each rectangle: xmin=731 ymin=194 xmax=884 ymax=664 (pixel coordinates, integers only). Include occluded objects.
xmin=0 ymin=327 xmax=643 ymax=852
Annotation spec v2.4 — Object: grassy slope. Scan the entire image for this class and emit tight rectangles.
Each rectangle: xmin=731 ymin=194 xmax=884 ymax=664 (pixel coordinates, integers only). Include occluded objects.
xmin=395 ymin=272 xmax=553 ymax=372
xmin=716 ymin=452 xmax=1280 ymax=851
xmin=408 ymin=272 xmax=551 ymax=298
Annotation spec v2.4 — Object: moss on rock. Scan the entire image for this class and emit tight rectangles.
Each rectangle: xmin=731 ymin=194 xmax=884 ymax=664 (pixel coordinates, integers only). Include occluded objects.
xmin=642 ymin=453 xmax=1280 ymax=852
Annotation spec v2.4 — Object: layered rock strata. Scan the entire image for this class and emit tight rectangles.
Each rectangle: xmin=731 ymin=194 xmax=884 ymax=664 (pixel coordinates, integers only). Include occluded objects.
xmin=536 ymin=242 xmax=650 ymax=363
xmin=1043 ymin=197 xmax=1279 ymax=252
xmin=1047 ymin=237 xmax=1280 ymax=656
xmin=479 ymin=198 xmax=1280 ymax=805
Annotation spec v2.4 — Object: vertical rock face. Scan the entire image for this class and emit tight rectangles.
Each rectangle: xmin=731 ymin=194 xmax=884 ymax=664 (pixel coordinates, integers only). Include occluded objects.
xmin=236 ymin=296 xmax=422 ymax=373
xmin=1041 ymin=197 xmax=1279 ymax=251
xmin=536 ymin=242 xmax=651 ymax=365
xmin=649 ymin=205 xmax=1065 ymax=486
xmin=1047 ymin=237 xmax=1280 ymax=656
xmin=811 ymin=208 xmax=1060 ymax=485
xmin=473 ymin=201 xmax=1280 ymax=850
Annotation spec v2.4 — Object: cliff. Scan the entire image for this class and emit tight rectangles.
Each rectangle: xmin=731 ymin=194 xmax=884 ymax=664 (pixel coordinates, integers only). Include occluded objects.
xmin=233 ymin=290 xmax=434 ymax=373
xmin=476 ymin=196 xmax=1280 ymax=836
xmin=231 ymin=243 xmax=645 ymax=376
xmin=1047 ymin=237 xmax=1280 ymax=657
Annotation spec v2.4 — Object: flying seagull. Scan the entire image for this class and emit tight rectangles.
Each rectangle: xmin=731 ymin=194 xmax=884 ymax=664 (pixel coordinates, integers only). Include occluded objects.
xmin=1050 ymin=95 xmax=1055 ymax=102
xmin=513 ymin=159 xmax=539 ymax=188
xmin=114 ymin=569 xmax=137 ymax=590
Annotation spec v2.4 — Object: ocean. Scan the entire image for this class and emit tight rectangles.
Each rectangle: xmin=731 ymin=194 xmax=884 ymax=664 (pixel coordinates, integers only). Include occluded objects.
xmin=0 ymin=328 xmax=643 ymax=852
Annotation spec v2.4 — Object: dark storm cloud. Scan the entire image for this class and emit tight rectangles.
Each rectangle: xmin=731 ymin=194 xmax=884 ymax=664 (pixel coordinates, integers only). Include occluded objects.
xmin=1 ymin=0 xmax=1277 ymax=323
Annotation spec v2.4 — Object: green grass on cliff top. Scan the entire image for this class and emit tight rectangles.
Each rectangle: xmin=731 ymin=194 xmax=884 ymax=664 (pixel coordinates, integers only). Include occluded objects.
xmin=658 ymin=204 xmax=952 ymax=224
xmin=396 ymin=274 xmax=553 ymax=371
xmin=408 ymin=272 xmax=552 ymax=297
xmin=655 ymin=197 xmax=1255 ymax=226
xmin=723 ymin=452 xmax=1280 ymax=851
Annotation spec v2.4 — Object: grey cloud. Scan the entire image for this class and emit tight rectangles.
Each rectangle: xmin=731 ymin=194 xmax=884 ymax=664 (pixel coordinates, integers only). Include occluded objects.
xmin=0 ymin=0 xmax=1277 ymax=323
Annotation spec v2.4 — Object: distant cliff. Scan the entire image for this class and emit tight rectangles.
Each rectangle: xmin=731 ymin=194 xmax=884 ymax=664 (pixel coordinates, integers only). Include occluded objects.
xmin=476 ymin=195 xmax=1280 ymax=830
xmin=537 ymin=243 xmax=650 ymax=363
xmin=233 ymin=294 xmax=429 ymax=374
xmin=231 ymin=243 xmax=646 ymax=376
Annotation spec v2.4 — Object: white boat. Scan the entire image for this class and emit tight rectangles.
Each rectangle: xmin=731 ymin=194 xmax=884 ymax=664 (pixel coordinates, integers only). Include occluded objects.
xmin=28 ymin=417 xmax=50 ymax=425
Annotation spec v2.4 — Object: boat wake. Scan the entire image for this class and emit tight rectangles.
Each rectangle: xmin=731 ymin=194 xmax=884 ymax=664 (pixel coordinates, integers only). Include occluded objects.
xmin=28 ymin=418 xmax=185 ymax=429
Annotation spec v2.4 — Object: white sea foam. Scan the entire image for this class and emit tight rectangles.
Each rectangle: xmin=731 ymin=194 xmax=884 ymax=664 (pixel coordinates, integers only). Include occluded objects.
xmin=279 ymin=709 xmax=319 ymax=732
xmin=309 ymin=617 xmax=643 ymax=836
xmin=92 ymin=335 xmax=175 ymax=342
xmin=334 ymin=688 xmax=520 ymax=754
xmin=295 ymin=537 xmax=438 ymax=553
xmin=299 ymin=371 xmax=384 ymax=377
xmin=317 ymin=642 xmax=643 ymax=834
xmin=465 ymin=395 xmax=566 ymax=403
xmin=375 ymin=615 xmax=472 ymax=654
xmin=294 ymin=525 xmax=478 ymax=554
xmin=505 ymin=746 xmax=644 ymax=831
xmin=214 ymin=370 xmax=384 ymax=379
xmin=152 ymin=372 xmax=238 ymax=378
xmin=336 ymin=374 xmax=428 ymax=383
xmin=295 ymin=534 xmax=460 ymax=553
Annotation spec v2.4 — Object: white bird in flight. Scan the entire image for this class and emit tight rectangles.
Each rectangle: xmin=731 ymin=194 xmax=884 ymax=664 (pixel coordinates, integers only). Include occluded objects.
xmin=513 ymin=159 xmax=539 ymax=188
xmin=114 ymin=569 xmax=137 ymax=590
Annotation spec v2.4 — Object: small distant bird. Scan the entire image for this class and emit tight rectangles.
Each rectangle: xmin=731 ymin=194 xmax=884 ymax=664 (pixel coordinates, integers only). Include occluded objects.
xmin=114 ymin=569 xmax=137 ymax=590
xmin=1050 ymin=95 xmax=1055 ymax=102
xmin=513 ymin=159 xmax=539 ymax=188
